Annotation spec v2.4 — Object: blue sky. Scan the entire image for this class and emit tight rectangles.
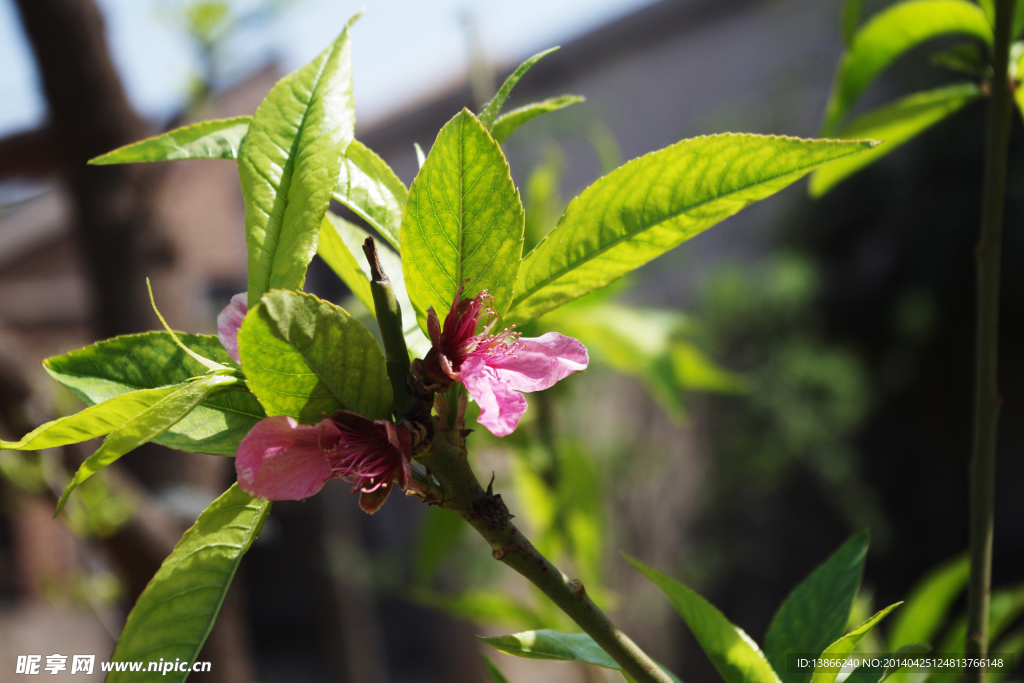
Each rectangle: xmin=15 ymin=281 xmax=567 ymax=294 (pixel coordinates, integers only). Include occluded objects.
xmin=0 ymin=0 xmax=655 ymax=136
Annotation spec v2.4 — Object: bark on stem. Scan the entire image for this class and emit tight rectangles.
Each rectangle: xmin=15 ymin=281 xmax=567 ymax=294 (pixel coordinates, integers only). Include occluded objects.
xmin=966 ymin=1 xmax=1014 ymax=680
xmin=418 ymin=433 xmax=674 ymax=683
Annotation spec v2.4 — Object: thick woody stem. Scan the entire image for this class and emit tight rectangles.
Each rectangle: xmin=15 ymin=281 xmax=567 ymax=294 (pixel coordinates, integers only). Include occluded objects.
xmin=417 ymin=432 xmax=674 ymax=683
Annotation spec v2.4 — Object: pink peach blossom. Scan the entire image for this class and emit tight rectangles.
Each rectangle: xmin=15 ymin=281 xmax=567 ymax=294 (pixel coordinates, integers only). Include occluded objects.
xmin=217 ymin=293 xmax=247 ymax=364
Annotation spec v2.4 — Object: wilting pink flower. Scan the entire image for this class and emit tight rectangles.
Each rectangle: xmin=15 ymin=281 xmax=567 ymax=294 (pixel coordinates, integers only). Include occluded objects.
xmin=235 ymin=411 xmax=412 ymax=513
xmin=422 ymin=289 xmax=588 ymax=437
xmin=217 ymin=293 xmax=247 ymax=364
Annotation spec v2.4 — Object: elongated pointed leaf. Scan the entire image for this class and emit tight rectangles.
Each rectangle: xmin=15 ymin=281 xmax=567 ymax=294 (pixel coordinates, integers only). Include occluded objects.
xmin=0 ymin=385 xmax=182 ymax=451
xmin=810 ymin=604 xmax=901 ymax=683
xmin=811 ymin=83 xmax=980 ymax=196
xmin=239 ymin=16 xmax=358 ymax=307
xmin=479 ymin=47 xmax=559 ymax=130
xmin=492 ymin=95 xmax=585 ymax=143
xmin=319 ymin=213 xmax=431 ymax=358
xmin=44 ymin=333 xmax=264 ymax=455
xmin=843 ymin=0 xmax=863 ymax=47
xmin=765 ymin=532 xmax=869 ymax=683
xmin=627 ymin=556 xmax=780 ymax=683
xmin=479 ymin=630 xmax=682 ymax=682
xmin=332 ymin=140 xmax=407 ymax=250
xmin=821 ymin=0 xmax=991 ymax=135
xmin=508 ymin=134 xmax=874 ymax=325
xmin=411 ymin=588 xmax=547 ymax=630
xmin=89 ymin=117 xmax=251 ymax=165
xmin=237 ymin=290 xmax=391 ymax=422
xmin=887 ymin=555 xmax=968 ymax=650
xmin=56 ymin=374 xmax=244 ymax=514
xmin=107 ymin=484 xmax=270 ymax=683
xmin=401 ymin=109 xmax=525 ymax=326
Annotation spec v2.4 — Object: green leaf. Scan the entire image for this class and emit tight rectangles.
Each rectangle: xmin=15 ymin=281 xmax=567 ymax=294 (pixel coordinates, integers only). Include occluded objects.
xmin=820 ymin=0 xmax=991 ymax=135
xmin=887 ymin=554 xmax=968 ymax=650
xmin=0 ymin=385 xmax=181 ymax=451
xmin=627 ymin=556 xmax=780 ymax=683
xmin=43 ymin=333 xmax=264 ymax=456
xmin=479 ymin=47 xmax=559 ymax=130
xmin=331 ymin=140 xmax=407 ymax=250
xmin=481 ymin=630 xmax=682 ymax=682
xmin=845 ymin=643 xmax=930 ymax=683
xmin=843 ymin=0 xmax=863 ymax=47
xmin=318 ymin=213 xmax=431 ymax=358
xmin=672 ymin=342 xmax=748 ymax=394
xmin=88 ymin=117 xmax=251 ymax=165
xmin=56 ymin=373 xmax=244 ymax=514
xmin=810 ymin=83 xmax=980 ymax=196
xmin=929 ymin=42 xmax=987 ymax=76
xmin=239 ymin=15 xmax=359 ymax=307
xmin=765 ymin=532 xmax=869 ymax=683
xmin=1014 ymin=41 xmax=1024 ymax=122
xmin=107 ymin=484 xmax=270 ymax=683
xmin=411 ymin=588 xmax=547 ymax=630
xmin=482 ymin=655 xmax=512 ymax=683
xmin=508 ymin=134 xmax=874 ymax=325
xmin=401 ymin=109 xmax=525 ymax=327
xmin=810 ymin=603 xmax=901 ymax=683
xmin=237 ymin=290 xmax=392 ymax=422
xmin=491 ymin=95 xmax=586 ymax=144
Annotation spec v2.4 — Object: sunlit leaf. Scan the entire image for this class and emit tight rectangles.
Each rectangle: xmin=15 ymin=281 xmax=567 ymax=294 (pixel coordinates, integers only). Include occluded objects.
xmin=672 ymin=342 xmax=747 ymax=394
xmin=765 ymin=532 xmax=869 ymax=683
xmin=507 ymin=134 xmax=875 ymax=325
xmin=887 ymin=554 xmax=968 ymax=650
xmin=401 ymin=109 xmax=524 ymax=327
xmin=820 ymin=0 xmax=991 ymax=135
xmin=107 ymin=484 xmax=270 ymax=683
xmin=811 ymin=83 xmax=980 ymax=196
xmin=412 ymin=588 xmax=547 ymax=630
xmin=238 ymin=14 xmax=359 ymax=307
xmin=810 ymin=604 xmax=901 ymax=683
xmin=237 ymin=290 xmax=392 ymax=423
xmin=627 ymin=556 xmax=780 ymax=683
xmin=44 ymin=333 xmax=264 ymax=455
xmin=331 ymin=140 xmax=407 ymax=250
xmin=88 ymin=117 xmax=251 ymax=164
xmin=56 ymin=373 xmax=245 ymax=514
xmin=492 ymin=95 xmax=585 ymax=143
xmin=318 ymin=213 xmax=431 ymax=358
xmin=479 ymin=47 xmax=559 ymax=130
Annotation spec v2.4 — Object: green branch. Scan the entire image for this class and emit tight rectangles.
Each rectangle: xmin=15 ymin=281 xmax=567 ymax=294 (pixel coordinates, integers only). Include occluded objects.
xmin=967 ymin=1 xmax=1015 ymax=680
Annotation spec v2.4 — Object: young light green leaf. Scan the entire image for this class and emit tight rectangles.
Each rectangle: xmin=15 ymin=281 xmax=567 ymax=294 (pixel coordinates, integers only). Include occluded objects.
xmin=491 ymin=95 xmax=586 ymax=143
xmin=331 ymin=139 xmax=407 ymax=250
xmin=147 ymin=278 xmax=227 ymax=372
xmin=479 ymin=47 xmax=559 ymax=130
xmin=401 ymin=109 xmax=524 ymax=327
xmin=481 ymin=655 xmax=512 ymax=683
xmin=1015 ymin=42 xmax=1024 ymax=122
xmin=106 ymin=484 xmax=270 ymax=683
xmin=844 ymin=643 xmax=930 ymax=683
xmin=810 ymin=604 xmax=901 ymax=683
xmin=887 ymin=554 xmax=968 ymax=650
xmin=765 ymin=532 xmax=869 ymax=683
xmin=811 ymin=83 xmax=980 ymax=196
xmin=237 ymin=290 xmax=392 ymax=423
xmin=411 ymin=588 xmax=548 ymax=630
xmin=0 ymin=385 xmax=181 ymax=451
xmin=843 ymin=0 xmax=863 ymax=47
xmin=820 ymin=0 xmax=991 ymax=135
xmin=88 ymin=116 xmax=251 ymax=165
xmin=56 ymin=373 xmax=244 ymax=514
xmin=239 ymin=15 xmax=359 ymax=307
xmin=480 ymin=630 xmax=684 ymax=683
xmin=508 ymin=134 xmax=875 ymax=325
xmin=672 ymin=342 xmax=748 ymax=394
xmin=627 ymin=555 xmax=780 ymax=683
xmin=318 ymin=213 xmax=431 ymax=358
xmin=43 ymin=333 xmax=265 ymax=456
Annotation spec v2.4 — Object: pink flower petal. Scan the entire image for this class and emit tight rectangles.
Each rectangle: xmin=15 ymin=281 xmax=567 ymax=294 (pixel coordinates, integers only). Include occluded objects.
xmin=217 ymin=293 xmax=247 ymax=364
xmin=235 ymin=416 xmax=339 ymax=500
xmin=461 ymin=356 xmax=529 ymax=437
xmin=484 ymin=332 xmax=589 ymax=393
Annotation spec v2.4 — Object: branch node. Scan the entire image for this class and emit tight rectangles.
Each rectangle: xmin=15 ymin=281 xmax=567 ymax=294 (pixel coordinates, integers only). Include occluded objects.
xmin=569 ymin=578 xmax=586 ymax=598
